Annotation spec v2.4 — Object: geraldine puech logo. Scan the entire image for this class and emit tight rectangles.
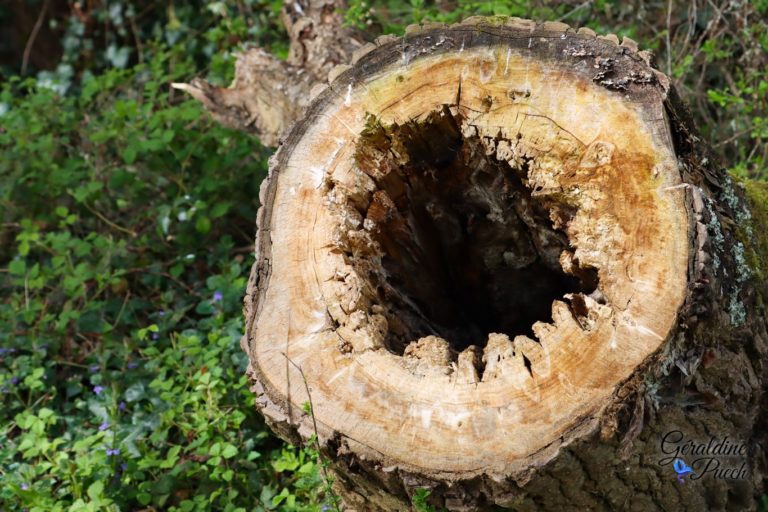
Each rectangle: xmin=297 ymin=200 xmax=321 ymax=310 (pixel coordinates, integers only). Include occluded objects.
xmin=659 ymin=430 xmax=749 ymax=482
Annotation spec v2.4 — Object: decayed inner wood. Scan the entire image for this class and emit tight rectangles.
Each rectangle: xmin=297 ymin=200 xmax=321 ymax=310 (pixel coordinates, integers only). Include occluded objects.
xmin=345 ymin=107 xmax=598 ymax=361
xmin=252 ymin=45 xmax=688 ymax=477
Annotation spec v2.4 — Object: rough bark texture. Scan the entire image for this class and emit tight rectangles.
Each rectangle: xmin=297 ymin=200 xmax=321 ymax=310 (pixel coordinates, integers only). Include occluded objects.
xmin=183 ymin=13 xmax=767 ymax=512
xmin=174 ymin=0 xmax=365 ymax=147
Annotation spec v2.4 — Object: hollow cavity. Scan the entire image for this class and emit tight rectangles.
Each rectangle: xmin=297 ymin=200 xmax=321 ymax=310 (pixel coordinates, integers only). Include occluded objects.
xmin=348 ymin=106 xmax=597 ymax=354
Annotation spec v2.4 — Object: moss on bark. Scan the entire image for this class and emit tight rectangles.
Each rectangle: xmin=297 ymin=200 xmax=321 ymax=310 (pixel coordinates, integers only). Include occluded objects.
xmin=742 ymin=177 xmax=768 ymax=303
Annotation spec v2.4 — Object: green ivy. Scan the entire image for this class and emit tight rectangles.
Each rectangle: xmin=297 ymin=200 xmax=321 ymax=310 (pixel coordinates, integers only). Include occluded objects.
xmin=0 ymin=13 xmax=331 ymax=509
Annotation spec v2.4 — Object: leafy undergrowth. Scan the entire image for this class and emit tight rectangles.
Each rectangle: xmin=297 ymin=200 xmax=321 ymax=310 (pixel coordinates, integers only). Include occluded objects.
xmin=0 ymin=15 xmax=329 ymax=512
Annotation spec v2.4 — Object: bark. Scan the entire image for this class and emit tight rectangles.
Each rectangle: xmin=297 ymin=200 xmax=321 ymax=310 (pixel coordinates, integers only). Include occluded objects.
xmin=174 ymin=0 xmax=366 ymax=147
xmin=182 ymin=14 xmax=768 ymax=512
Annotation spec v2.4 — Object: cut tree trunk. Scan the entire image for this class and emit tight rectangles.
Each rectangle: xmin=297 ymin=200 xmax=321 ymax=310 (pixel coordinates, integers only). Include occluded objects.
xmin=186 ymin=16 xmax=768 ymax=511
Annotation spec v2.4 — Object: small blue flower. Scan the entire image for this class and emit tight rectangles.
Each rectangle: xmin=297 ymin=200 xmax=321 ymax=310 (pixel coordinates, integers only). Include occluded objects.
xmin=127 ymin=361 xmax=139 ymax=369
xmin=158 ymin=310 xmax=165 ymax=317
xmin=118 ymin=401 xmax=126 ymax=411
xmin=93 ymin=385 xmax=104 ymax=395
xmin=10 ymin=376 xmax=19 ymax=385
xmin=99 ymin=422 xmax=109 ymax=431
xmin=105 ymin=447 xmax=120 ymax=456
xmin=89 ymin=364 xmax=100 ymax=373
xmin=212 ymin=291 xmax=223 ymax=303
xmin=20 ymin=483 xmax=29 ymax=490
xmin=151 ymin=332 xmax=159 ymax=340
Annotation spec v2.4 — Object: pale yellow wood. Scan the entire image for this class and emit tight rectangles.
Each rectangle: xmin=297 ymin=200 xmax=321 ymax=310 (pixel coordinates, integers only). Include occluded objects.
xmin=249 ymin=46 xmax=688 ymax=480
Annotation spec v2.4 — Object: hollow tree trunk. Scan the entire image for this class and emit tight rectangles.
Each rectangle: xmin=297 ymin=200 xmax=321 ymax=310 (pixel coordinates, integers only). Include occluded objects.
xmin=184 ymin=15 xmax=768 ymax=511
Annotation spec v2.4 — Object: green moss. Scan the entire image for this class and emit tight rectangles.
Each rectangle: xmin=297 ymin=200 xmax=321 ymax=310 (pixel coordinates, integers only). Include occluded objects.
xmin=742 ymin=178 xmax=768 ymax=282
xmin=721 ymin=174 xmax=753 ymax=237
xmin=721 ymin=174 xmax=765 ymax=324
xmin=484 ymin=15 xmax=511 ymax=26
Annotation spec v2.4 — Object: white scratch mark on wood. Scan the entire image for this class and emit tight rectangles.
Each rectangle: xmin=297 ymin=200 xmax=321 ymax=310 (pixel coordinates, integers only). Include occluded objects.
xmin=326 ymin=366 xmax=349 ymax=385
xmin=661 ymin=183 xmax=690 ymax=192
xmin=504 ymin=48 xmax=511 ymax=75
xmin=310 ymin=139 xmax=345 ymax=188
xmin=344 ymin=83 xmax=352 ymax=107
xmin=421 ymin=408 xmax=433 ymax=429
xmin=634 ymin=324 xmax=665 ymax=341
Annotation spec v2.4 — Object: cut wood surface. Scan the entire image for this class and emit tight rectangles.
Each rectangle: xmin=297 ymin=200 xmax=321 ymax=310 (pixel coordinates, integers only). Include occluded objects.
xmin=184 ymin=15 xmax=767 ymax=512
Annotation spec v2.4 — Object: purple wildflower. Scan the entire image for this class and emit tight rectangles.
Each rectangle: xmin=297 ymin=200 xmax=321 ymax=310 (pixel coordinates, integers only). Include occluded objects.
xmin=212 ymin=291 xmax=223 ymax=303
xmin=99 ymin=422 xmax=109 ymax=431
xmin=10 ymin=376 xmax=19 ymax=385
xmin=119 ymin=401 xmax=126 ymax=411
xmin=127 ymin=361 xmax=139 ymax=369
xmin=20 ymin=483 xmax=29 ymax=490
xmin=158 ymin=310 xmax=165 ymax=317
xmin=105 ymin=447 xmax=120 ymax=456
xmin=93 ymin=385 xmax=104 ymax=395
xmin=151 ymin=332 xmax=159 ymax=341
xmin=89 ymin=364 xmax=100 ymax=373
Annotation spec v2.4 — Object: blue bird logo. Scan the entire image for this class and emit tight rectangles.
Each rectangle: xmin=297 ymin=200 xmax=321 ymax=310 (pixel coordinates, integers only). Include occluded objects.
xmin=673 ymin=458 xmax=694 ymax=483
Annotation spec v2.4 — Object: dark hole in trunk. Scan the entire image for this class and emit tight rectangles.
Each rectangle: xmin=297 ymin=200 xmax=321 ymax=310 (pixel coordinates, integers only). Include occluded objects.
xmin=353 ymin=107 xmax=598 ymax=354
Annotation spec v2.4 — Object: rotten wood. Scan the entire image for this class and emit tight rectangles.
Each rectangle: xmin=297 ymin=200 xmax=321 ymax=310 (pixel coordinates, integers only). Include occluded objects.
xmin=186 ymin=15 xmax=767 ymax=512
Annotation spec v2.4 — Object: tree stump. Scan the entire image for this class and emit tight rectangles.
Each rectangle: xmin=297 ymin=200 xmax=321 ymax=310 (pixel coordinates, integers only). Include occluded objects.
xmin=231 ymin=17 xmax=766 ymax=511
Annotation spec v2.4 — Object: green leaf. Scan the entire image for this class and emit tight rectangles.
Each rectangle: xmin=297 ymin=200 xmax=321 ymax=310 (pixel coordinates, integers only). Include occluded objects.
xmin=125 ymin=382 xmax=145 ymax=402
xmin=38 ymin=407 xmax=55 ymax=420
xmin=210 ymin=202 xmax=230 ymax=218
xmin=24 ymin=367 xmax=45 ymax=390
xmin=8 ymin=259 xmax=26 ymax=276
xmin=137 ymin=493 xmax=152 ymax=506
xmin=87 ymin=480 xmax=104 ymax=500
xmin=221 ymin=444 xmax=238 ymax=459
xmin=123 ymin=145 xmax=137 ymax=164
xmin=195 ymin=215 xmax=211 ymax=234
xmin=159 ymin=445 xmax=181 ymax=468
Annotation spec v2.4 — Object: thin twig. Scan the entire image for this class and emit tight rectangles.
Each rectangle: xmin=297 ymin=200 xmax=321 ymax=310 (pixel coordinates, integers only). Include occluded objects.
xmin=110 ymin=290 xmax=131 ymax=330
xmin=129 ymin=15 xmax=145 ymax=64
xmin=282 ymin=352 xmax=342 ymax=512
xmin=24 ymin=275 xmax=29 ymax=311
xmin=714 ymin=127 xmax=754 ymax=148
xmin=665 ymin=0 xmax=673 ymax=77
xmin=556 ymin=0 xmax=592 ymax=22
xmin=82 ymin=202 xmax=136 ymax=237
xmin=21 ymin=0 xmax=52 ymax=76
